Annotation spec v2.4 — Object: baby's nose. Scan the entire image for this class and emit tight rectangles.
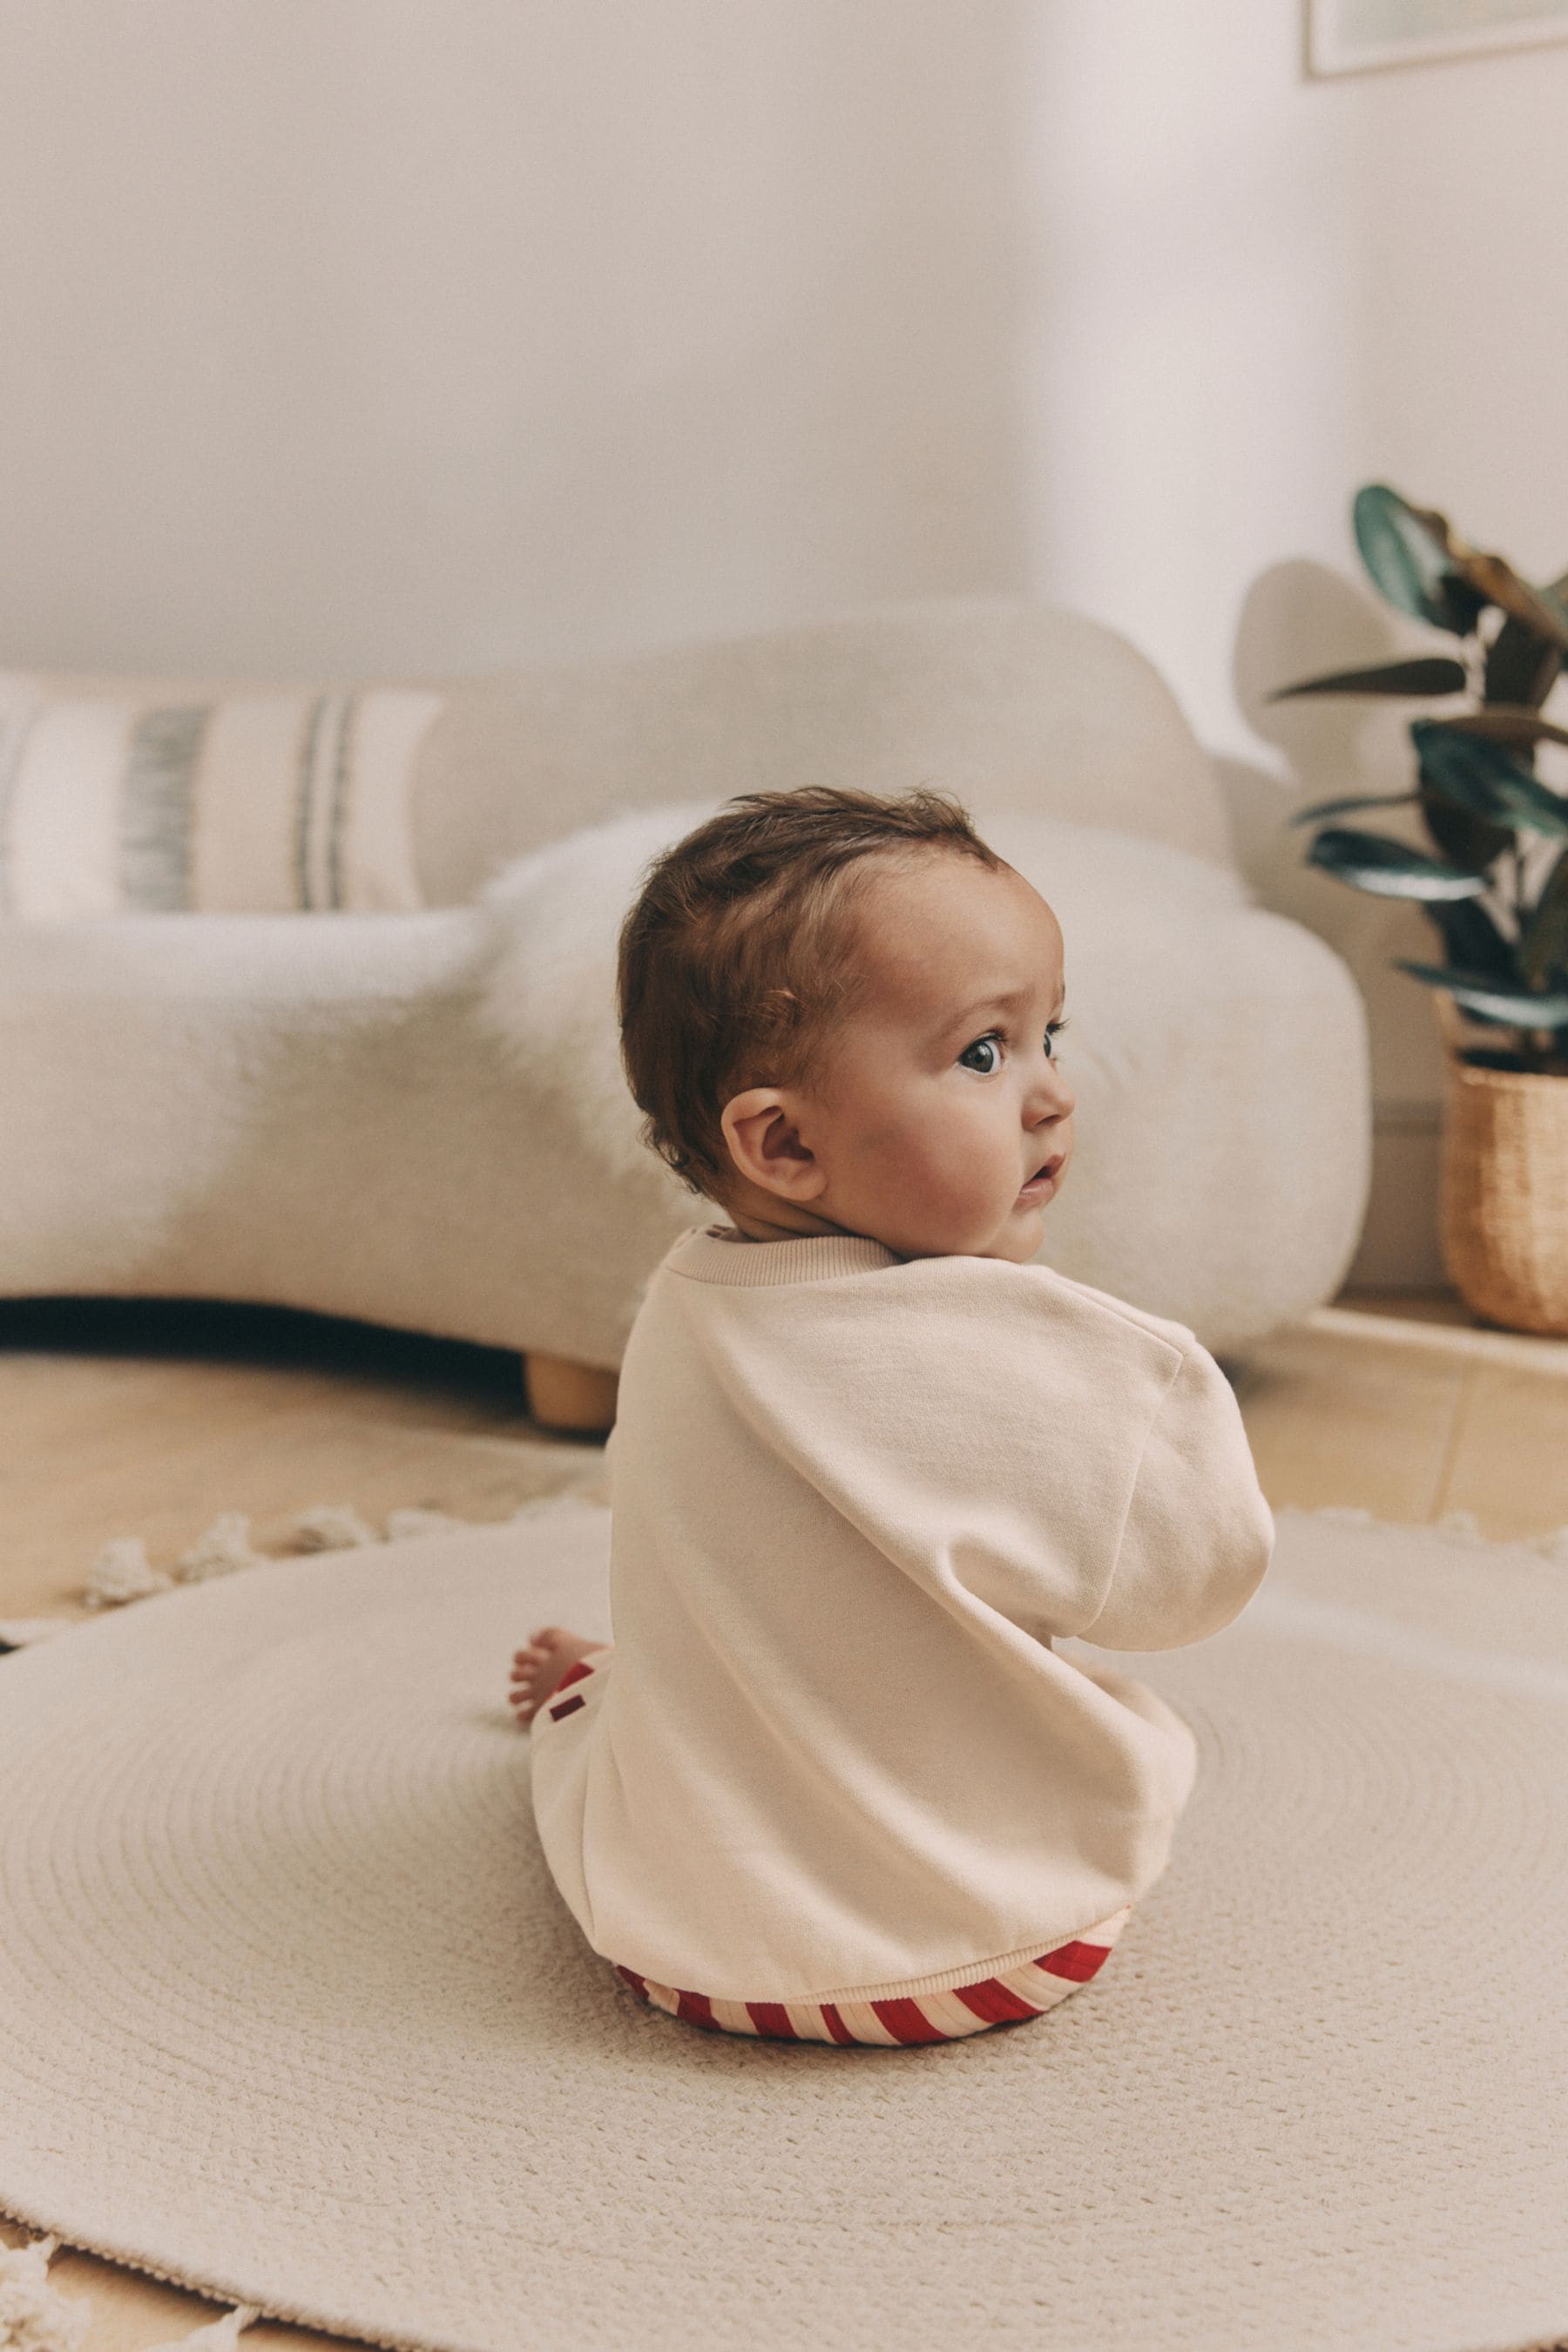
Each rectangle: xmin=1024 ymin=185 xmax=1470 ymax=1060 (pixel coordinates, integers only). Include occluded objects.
xmin=1031 ymin=1064 xmax=1074 ymax=1122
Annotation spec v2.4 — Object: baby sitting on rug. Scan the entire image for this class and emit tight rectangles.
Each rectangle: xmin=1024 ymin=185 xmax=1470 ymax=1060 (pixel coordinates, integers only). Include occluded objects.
xmin=510 ymin=787 xmax=1274 ymax=2047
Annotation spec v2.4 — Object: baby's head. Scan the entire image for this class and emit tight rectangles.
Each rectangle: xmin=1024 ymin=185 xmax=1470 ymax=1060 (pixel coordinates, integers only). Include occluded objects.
xmin=618 ymin=787 xmax=1074 ymax=1263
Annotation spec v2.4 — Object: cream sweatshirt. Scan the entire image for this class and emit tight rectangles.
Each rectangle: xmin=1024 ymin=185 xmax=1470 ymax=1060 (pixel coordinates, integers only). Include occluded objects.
xmin=530 ymin=1224 xmax=1274 ymax=2006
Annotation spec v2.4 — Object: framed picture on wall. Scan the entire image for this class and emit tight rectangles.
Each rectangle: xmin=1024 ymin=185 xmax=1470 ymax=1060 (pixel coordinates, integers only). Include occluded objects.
xmin=1310 ymin=0 xmax=1568 ymax=71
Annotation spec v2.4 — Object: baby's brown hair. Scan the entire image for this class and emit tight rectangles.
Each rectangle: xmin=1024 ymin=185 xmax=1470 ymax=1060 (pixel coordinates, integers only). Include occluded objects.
xmin=617 ymin=785 xmax=1002 ymax=1200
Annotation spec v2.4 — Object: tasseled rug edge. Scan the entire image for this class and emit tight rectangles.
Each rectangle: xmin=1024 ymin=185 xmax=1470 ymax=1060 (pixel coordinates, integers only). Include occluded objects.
xmin=0 ymin=2228 xmax=258 ymax=2350
xmin=0 ymin=1474 xmax=608 ymax=1651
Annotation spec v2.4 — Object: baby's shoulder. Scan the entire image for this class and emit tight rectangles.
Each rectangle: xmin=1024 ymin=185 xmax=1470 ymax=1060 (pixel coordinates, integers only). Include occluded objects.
xmin=1005 ymin=1258 xmax=1198 ymax=1356
xmin=825 ymin=1252 xmax=1199 ymax=1405
xmin=899 ymin=1249 xmax=1195 ymax=1353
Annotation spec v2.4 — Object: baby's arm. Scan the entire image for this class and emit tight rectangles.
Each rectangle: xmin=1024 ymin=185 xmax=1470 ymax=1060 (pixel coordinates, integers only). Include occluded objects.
xmin=1073 ymin=1342 xmax=1274 ymax=1652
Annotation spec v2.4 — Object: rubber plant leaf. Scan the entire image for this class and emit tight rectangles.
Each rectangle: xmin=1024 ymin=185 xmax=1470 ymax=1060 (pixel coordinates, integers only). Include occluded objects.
xmin=1413 ymin=720 xmax=1568 ymax=839
xmin=1400 ymin=497 xmax=1568 ymax=650
xmin=1427 ymin=897 xmax=1518 ymax=985
xmin=1484 ymin=619 xmax=1564 ymax=710
xmin=1267 ymin=657 xmax=1468 ymax=701
xmin=1519 ymin=846 xmax=1568 ymax=988
xmin=1417 ymin=786 xmax=1513 ymax=875
xmin=1353 ymin=486 xmax=1477 ymax=635
xmin=1409 ymin=721 xmax=1516 ymax=868
xmin=1307 ymin=828 xmax=1490 ymax=900
xmin=1424 ymin=706 xmax=1568 ymax=753
xmin=1485 ymin=564 xmax=1568 ymax=706
xmin=1395 ymin=960 xmax=1568 ymax=1027
xmin=1288 ymin=792 xmax=1420 ymax=828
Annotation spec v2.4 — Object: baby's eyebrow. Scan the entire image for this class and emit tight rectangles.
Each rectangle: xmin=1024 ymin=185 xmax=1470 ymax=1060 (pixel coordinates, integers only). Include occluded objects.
xmin=949 ymin=982 xmax=1067 ymax=1029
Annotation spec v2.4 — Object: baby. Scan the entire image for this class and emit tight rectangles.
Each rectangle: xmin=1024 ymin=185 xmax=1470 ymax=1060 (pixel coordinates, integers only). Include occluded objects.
xmin=510 ymin=786 xmax=1274 ymax=2047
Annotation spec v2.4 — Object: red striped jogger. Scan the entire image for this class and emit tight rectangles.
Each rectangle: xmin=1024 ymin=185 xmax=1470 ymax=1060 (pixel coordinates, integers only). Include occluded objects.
xmin=612 ymin=1909 xmax=1130 ymax=2047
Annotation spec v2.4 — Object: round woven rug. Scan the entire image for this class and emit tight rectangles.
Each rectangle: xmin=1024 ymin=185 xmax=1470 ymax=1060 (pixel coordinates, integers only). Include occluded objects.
xmin=1 ymin=1500 xmax=1565 ymax=2352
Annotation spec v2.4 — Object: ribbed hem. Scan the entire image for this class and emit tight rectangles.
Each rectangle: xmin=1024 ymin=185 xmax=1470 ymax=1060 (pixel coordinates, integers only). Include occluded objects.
xmin=666 ymin=1223 xmax=900 ymax=1287
xmin=615 ymin=1909 xmax=1134 ymax=2009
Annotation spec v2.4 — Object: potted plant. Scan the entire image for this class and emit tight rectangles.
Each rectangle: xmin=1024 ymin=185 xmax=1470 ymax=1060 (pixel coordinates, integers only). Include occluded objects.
xmin=1273 ymin=484 xmax=1568 ymax=1333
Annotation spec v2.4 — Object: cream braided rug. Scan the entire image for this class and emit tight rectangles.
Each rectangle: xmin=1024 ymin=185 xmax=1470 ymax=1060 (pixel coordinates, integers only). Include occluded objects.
xmin=1 ymin=1499 xmax=1566 ymax=2352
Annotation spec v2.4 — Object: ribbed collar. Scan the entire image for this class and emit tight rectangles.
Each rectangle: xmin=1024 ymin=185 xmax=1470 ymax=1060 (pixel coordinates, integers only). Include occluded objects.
xmin=666 ymin=1222 xmax=900 ymax=1287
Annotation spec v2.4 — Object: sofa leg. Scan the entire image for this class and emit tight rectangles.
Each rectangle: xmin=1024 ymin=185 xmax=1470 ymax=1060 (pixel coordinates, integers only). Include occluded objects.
xmin=524 ymin=1352 xmax=619 ymax=1436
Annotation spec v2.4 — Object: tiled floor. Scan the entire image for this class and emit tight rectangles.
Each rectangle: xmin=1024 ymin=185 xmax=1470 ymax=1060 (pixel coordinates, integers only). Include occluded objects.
xmin=1234 ymin=1293 xmax=1568 ymax=1544
xmin=3 ymin=1281 xmax=1566 ymax=2344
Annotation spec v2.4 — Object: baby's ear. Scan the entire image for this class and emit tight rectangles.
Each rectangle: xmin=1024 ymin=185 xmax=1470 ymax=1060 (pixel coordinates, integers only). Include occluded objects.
xmin=720 ymin=1089 xmax=824 ymax=1201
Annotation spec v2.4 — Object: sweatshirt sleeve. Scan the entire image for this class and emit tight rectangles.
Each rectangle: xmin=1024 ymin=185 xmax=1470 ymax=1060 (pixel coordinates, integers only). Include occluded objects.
xmin=1074 ymin=1341 xmax=1274 ymax=1652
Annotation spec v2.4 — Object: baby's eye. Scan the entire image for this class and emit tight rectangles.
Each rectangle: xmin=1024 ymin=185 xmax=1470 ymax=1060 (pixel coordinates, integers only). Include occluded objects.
xmin=957 ymin=1033 xmax=1003 ymax=1075
xmin=1044 ymin=1017 xmax=1070 ymax=1061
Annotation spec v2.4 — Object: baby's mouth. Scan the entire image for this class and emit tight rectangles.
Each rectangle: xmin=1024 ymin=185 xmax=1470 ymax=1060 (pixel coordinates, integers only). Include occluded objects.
xmin=1018 ymin=1152 xmax=1065 ymax=1199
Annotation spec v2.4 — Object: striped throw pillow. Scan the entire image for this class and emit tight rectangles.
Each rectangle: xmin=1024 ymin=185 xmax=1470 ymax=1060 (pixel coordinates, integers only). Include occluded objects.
xmin=0 ymin=682 xmax=443 ymax=917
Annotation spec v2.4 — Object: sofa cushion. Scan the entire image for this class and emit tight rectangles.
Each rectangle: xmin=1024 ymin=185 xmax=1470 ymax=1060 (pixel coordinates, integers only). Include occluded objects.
xmin=413 ymin=599 xmax=1234 ymax=904
xmin=0 ymin=674 xmax=442 ymax=917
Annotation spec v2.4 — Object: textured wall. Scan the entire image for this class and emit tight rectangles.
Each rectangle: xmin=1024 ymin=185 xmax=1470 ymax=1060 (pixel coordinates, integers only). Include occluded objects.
xmin=0 ymin=1 xmax=1026 ymax=676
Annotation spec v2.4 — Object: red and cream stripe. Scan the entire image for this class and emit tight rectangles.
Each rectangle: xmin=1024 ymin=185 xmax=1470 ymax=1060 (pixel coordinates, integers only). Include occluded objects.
xmin=614 ymin=1909 xmax=1132 ymax=2047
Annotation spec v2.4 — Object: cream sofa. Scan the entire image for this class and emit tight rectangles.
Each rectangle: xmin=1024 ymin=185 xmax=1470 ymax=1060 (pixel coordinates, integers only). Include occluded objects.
xmin=0 ymin=600 xmax=1370 ymax=1422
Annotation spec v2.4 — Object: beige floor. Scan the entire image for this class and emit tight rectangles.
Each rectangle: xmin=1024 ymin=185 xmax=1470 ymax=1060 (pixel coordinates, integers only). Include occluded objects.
xmin=3 ymin=1284 xmax=1567 ymax=2348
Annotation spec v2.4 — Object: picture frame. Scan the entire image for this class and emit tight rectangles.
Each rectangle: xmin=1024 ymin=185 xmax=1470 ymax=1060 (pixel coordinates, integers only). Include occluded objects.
xmin=1309 ymin=0 xmax=1568 ymax=73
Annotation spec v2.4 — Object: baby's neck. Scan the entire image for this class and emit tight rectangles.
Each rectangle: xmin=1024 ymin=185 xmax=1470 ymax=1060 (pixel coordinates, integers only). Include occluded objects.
xmin=718 ymin=1181 xmax=866 ymax=1248
xmin=722 ymin=1202 xmax=851 ymax=1246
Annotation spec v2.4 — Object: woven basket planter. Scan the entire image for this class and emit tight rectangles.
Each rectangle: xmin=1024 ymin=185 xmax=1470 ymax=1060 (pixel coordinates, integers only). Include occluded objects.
xmin=1436 ymin=997 xmax=1568 ymax=1335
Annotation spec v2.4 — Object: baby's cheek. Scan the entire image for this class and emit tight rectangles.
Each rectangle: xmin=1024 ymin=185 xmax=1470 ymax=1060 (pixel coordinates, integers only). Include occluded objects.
xmin=925 ymin=1130 xmax=1010 ymax=1226
xmin=853 ymin=1094 xmax=1005 ymax=1235
xmin=870 ymin=1131 xmax=959 ymax=1217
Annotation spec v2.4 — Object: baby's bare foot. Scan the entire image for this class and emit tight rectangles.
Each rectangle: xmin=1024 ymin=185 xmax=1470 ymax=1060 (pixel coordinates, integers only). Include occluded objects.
xmin=509 ymin=1626 xmax=605 ymax=1726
